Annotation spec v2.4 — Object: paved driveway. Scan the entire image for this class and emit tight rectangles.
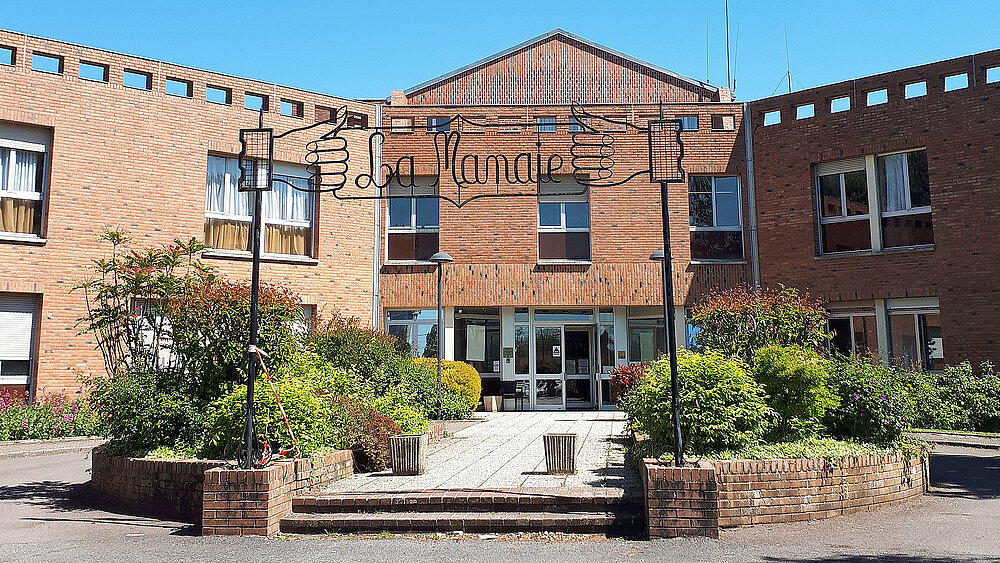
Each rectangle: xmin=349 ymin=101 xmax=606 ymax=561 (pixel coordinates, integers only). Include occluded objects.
xmin=1 ymin=444 xmax=998 ymax=562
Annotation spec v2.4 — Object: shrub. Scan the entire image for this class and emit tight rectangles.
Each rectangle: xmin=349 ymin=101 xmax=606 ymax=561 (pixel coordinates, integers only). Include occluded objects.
xmin=824 ymin=356 xmax=911 ymax=445
xmin=908 ymin=362 xmax=1000 ymax=432
xmin=610 ymin=363 xmax=646 ymax=406
xmin=753 ymin=346 xmax=839 ymax=440
xmin=0 ymin=389 xmax=103 ymax=441
xmin=332 ymin=396 xmax=402 ymax=471
xmin=414 ymin=358 xmax=481 ymax=412
xmin=625 ymin=351 xmax=774 ymax=456
xmin=689 ymin=285 xmax=829 ymax=365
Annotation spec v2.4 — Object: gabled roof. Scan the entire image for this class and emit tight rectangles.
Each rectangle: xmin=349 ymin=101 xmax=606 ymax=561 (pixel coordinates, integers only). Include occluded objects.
xmin=403 ymin=28 xmax=717 ymax=96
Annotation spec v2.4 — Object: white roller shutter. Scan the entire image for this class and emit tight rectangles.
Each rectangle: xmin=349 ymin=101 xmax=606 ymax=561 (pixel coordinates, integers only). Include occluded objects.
xmin=0 ymin=293 xmax=38 ymax=361
xmin=814 ymin=157 xmax=866 ymax=177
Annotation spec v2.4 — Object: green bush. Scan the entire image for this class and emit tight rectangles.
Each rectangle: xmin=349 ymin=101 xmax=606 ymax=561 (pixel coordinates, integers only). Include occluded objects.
xmin=824 ymin=356 xmax=911 ymax=445
xmin=0 ymin=389 xmax=103 ymax=441
xmin=625 ymin=351 xmax=774 ymax=457
xmin=689 ymin=285 xmax=829 ymax=365
xmin=753 ymin=346 xmax=839 ymax=440
xmin=908 ymin=362 xmax=1000 ymax=432
xmin=415 ymin=358 xmax=482 ymax=412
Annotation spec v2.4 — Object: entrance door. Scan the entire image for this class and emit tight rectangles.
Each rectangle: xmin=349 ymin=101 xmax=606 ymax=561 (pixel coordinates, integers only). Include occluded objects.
xmin=564 ymin=328 xmax=594 ymax=409
xmin=534 ymin=326 xmax=564 ymax=409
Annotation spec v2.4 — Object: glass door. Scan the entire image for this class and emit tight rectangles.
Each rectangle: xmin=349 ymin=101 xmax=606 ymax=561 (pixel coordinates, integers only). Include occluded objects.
xmin=534 ymin=326 xmax=564 ymax=409
xmin=564 ymin=327 xmax=594 ymax=409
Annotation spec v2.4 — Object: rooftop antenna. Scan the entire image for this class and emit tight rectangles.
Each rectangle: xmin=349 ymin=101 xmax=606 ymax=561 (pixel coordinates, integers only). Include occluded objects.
xmin=725 ymin=0 xmax=732 ymax=91
xmin=706 ymin=18 xmax=710 ymax=84
xmin=733 ymin=22 xmax=740 ymax=93
xmin=784 ymin=24 xmax=791 ymax=93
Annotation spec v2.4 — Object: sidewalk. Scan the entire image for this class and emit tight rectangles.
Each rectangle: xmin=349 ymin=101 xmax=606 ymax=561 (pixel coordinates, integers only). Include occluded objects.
xmin=0 ymin=436 xmax=106 ymax=460
xmin=909 ymin=430 xmax=1000 ymax=450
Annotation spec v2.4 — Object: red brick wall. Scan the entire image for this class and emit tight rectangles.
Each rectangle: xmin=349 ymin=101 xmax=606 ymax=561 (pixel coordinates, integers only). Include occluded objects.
xmin=202 ymin=450 xmax=353 ymax=536
xmin=379 ymin=103 xmax=750 ymax=309
xmin=713 ymin=453 xmax=926 ymax=526
xmin=642 ymin=459 xmax=719 ymax=538
xmin=0 ymin=30 xmax=377 ymax=393
xmin=750 ymin=48 xmax=1000 ymax=367
xmin=405 ymin=34 xmax=718 ymax=105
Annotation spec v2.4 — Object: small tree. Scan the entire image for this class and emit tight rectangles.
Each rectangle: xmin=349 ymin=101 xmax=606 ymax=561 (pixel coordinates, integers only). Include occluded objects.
xmin=689 ymin=285 xmax=829 ymax=365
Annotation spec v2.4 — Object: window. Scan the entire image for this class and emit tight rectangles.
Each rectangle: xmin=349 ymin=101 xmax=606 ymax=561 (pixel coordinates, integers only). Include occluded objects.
xmin=944 ymin=73 xmax=968 ymax=92
xmin=165 ymin=77 xmax=192 ymax=97
xmin=386 ymin=180 xmax=438 ymax=261
xmin=711 ymin=114 xmax=736 ymax=130
xmin=816 ymin=162 xmax=871 ymax=253
xmin=280 ymin=99 xmax=303 ymax=118
xmin=568 ymin=117 xmax=585 ymax=132
xmin=315 ymin=105 xmax=336 ymax=122
xmin=346 ymin=112 xmax=368 ymax=128
xmin=0 ymin=293 xmax=39 ymax=394
xmin=206 ymin=85 xmax=231 ymax=105
xmin=889 ymin=310 xmax=943 ymax=371
xmin=0 ymin=46 xmax=13 ymax=66
xmin=427 ymin=117 xmax=450 ymax=133
xmin=390 ymin=117 xmax=414 ymax=133
xmin=123 ymin=69 xmax=152 ymax=90
xmin=598 ymin=308 xmax=616 ymax=374
xmin=31 ymin=52 xmax=62 ymax=74
xmin=877 ymin=150 xmax=932 ymax=248
xmin=245 ymin=92 xmax=268 ymax=112
xmin=386 ymin=310 xmax=438 ymax=358
xmin=455 ymin=307 xmax=500 ymax=376
xmin=79 ymin=61 xmax=109 ymax=82
xmin=535 ymin=117 xmax=557 ymax=133
xmin=867 ymin=89 xmax=888 ymax=106
xmin=828 ymin=314 xmax=878 ymax=356
xmin=628 ymin=308 xmax=665 ymax=363
xmin=904 ymin=81 xmax=926 ymax=99
xmin=830 ymin=96 xmax=851 ymax=113
xmin=604 ymin=115 xmax=627 ymax=132
xmin=203 ymin=156 xmax=315 ymax=257
xmin=514 ymin=309 xmax=530 ymax=376
xmin=688 ymin=176 xmax=743 ymax=260
xmin=677 ymin=116 xmax=698 ymax=131
xmin=0 ymin=123 xmax=50 ymax=238
xmin=796 ymin=104 xmax=814 ymax=120
xmin=987 ymin=66 xmax=1000 ymax=84
xmin=537 ymin=182 xmax=590 ymax=262
xmin=763 ymin=110 xmax=780 ymax=126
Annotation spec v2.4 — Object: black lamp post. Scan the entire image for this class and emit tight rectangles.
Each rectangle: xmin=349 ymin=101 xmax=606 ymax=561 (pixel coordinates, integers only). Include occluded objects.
xmin=650 ymin=248 xmax=684 ymax=466
xmin=428 ymin=251 xmax=453 ymax=419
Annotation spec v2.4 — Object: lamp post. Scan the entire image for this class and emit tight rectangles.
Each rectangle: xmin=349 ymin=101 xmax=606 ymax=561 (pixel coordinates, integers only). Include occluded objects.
xmin=650 ymin=248 xmax=684 ymax=466
xmin=428 ymin=251 xmax=453 ymax=420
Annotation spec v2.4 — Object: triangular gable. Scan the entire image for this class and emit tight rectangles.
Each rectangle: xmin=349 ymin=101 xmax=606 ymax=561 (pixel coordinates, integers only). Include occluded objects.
xmin=404 ymin=29 xmax=719 ymax=105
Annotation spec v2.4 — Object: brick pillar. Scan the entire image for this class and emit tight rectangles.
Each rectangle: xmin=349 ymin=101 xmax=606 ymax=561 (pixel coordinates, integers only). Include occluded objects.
xmin=642 ymin=459 xmax=720 ymax=539
xmin=202 ymin=463 xmax=297 ymax=536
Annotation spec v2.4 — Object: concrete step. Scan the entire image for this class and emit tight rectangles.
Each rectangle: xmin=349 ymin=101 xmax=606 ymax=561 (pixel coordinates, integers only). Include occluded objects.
xmin=293 ymin=488 xmax=643 ymax=514
xmin=280 ymin=510 xmax=640 ymax=535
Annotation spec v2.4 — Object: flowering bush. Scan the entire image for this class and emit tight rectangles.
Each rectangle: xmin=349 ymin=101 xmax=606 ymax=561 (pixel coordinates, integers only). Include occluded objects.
xmin=0 ymin=389 xmax=103 ymax=441
xmin=824 ymin=356 xmax=911 ymax=445
xmin=689 ymin=285 xmax=829 ymax=365
xmin=610 ymin=363 xmax=647 ymax=406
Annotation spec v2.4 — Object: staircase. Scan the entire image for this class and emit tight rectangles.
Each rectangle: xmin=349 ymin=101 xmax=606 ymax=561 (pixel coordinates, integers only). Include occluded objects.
xmin=280 ymin=487 xmax=644 ymax=537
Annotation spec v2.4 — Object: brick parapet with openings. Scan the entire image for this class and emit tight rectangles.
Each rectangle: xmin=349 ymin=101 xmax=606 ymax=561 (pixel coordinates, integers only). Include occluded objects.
xmin=642 ymin=459 xmax=720 ymax=539
xmin=90 ymin=447 xmax=226 ymax=523
xmin=642 ymin=452 xmax=926 ymax=537
xmin=201 ymin=449 xmax=353 ymax=536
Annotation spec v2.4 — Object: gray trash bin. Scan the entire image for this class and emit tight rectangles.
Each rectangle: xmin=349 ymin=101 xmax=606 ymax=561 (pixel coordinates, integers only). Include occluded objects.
xmin=389 ymin=433 xmax=428 ymax=475
xmin=543 ymin=433 xmax=577 ymax=474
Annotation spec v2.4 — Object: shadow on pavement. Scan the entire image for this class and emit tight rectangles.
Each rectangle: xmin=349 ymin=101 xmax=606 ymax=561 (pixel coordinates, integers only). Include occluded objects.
xmin=0 ymin=480 xmax=92 ymax=512
xmin=930 ymin=451 xmax=1000 ymax=499
xmin=762 ymin=556 xmax=1000 ymax=563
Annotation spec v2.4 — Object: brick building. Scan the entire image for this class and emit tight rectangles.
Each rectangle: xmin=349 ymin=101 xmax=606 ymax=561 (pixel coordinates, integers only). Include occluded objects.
xmin=1 ymin=27 xmax=998 ymax=409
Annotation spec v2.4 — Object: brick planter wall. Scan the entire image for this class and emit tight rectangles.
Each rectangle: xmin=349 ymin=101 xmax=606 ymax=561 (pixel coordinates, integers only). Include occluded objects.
xmin=642 ymin=452 xmax=926 ymax=538
xmin=90 ymin=448 xmax=226 ymax=523
xmin=202 ymin=449 xmax=353 ymax=536
xmin=714 ymin=452 xmax=926 ymax=526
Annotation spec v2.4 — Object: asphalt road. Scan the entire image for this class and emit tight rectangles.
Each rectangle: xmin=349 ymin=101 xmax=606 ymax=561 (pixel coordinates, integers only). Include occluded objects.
xmin=0 ymin=445 xmax=997 ymax=562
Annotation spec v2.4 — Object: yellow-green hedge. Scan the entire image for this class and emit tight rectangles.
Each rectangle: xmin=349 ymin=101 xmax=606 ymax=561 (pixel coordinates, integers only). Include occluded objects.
xmin=415 ymin=358 xmax=482 ymax=412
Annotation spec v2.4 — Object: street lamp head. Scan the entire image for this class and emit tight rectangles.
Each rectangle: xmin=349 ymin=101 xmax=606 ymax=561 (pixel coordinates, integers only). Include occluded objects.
xmin=429 ymin=251 xmax=454 ymax=264
xmin=649 ymin=249 xmax=665 ymax=261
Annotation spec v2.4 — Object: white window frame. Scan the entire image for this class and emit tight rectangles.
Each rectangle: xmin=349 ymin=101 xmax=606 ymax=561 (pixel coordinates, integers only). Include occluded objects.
xmin=537 ymin=189 xmax=590 ymax=263
xmin=0 ymin=293 xmax=39 ymax=387
xmin=815 ymin=166 xmax=871 ymax=254
xmin=0 ymin=132 xmax=49 ymax=239
xmin=886 ymin=302 xmax=943 ymax=372
xmin=426 ymin=117 xmax=450 ymax=133
xmin=688 ymin=176 xmax=744 ymax=261
xmin=203 ymin=156 xmax=316 ymax=259
xmin=385 ymin=184 xmax=438 ymax=263
xmin=877 ymin=148 xmax=931 ymax=219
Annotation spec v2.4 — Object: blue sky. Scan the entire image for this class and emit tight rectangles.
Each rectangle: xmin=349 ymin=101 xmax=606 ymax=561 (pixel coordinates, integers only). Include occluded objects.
xmin=3 ymin=0 xmax=999 ymax=101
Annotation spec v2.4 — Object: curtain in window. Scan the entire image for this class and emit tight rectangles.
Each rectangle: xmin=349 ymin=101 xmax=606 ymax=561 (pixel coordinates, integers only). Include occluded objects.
xmin=883 ymin=153 xmax=907 ymax=212
xmin=0 ymin=197 xmax=38 ymax=234
xmin=205 ymin=157 xmax=248 ymax=217
xmin=204 ymin=218 xmax=249 ymax=251
xmin=265 ymin=224 xmax=309 ymax=255
xmin=10 ymin=151 xmax=39 ymax=192
xmin=287 ymin=177 xmax=310 ymax=222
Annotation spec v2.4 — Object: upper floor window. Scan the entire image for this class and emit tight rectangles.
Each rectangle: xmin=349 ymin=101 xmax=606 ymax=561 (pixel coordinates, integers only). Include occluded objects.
xmin=203 ymin=155 xmax=314 ymax=257
xmin=535 ymin=117 xmax=557 ymax=133
xmin=816 ymin=159 xmax=871 ymax=253
xmin=677 ymin=116 xmax=698 ymax=131
xmin=877 ymin=149 xmax=932 ymax=248
xmin=0 ymin=123 xmax=50 ymax=239
xmin=427 ymin=117 xmax=450 ymax=133
xmin=537 ymin=182 xmax=590 ymax=262
xmin=387 ymin=181 xmax=438 ymax=261
xmin=688 ymin=176 xmax=742 ymax=261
